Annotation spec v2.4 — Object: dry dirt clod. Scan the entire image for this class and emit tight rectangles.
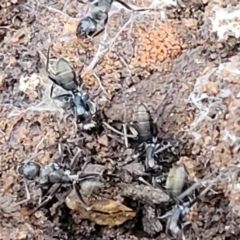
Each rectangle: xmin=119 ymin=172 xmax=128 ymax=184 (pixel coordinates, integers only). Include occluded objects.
xmin=121 ymin=183 xmax=170 ymax=205
xmin=97 ymin=134 xmax=109 ymax=147
xmin=142 ymin=205 xmax=163 ymax=235
xmin=0 ymin=174 xmax=17 ymax=194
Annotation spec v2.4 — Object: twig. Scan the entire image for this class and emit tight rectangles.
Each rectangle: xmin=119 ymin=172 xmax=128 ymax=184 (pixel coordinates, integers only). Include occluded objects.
xmin=0 ymin=129 xmax=6 ymax=136
xmin=123 ymin=102 xmax=129 ymax=148
xmin=34 ymin=136 xmax=47 ymax=153
xmin=36 ymin=0 xmax=79 ymax=21
xmin=84 ymin=14 xmax=134 ymax=72
xmin=0 ymin=26 xmax=17 ymax=30
xmin=108 ymin=15 xmax=134 ymax=50
xmin=66 ymin=137 xmax=85 ymax=143
xmin=92 ymin=71 xmax=109 ymax=97
xmin=127 ymin=11 xmax=136 ymax=38
xmin=118 ymin=53 xmax=131 ymax=74
xmin=27 ymin=150 xmax=45 ymax=162
xmin=103 ymin=122 xmax=137 ymax=138
xmin=82 ymin=30 xmax=108 ymax=74
xmin=106 ymin=134 xmax=125 ymax=144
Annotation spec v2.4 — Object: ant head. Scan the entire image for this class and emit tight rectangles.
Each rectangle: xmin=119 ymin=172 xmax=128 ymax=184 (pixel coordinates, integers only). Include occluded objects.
xmin=76 ymin=16 xmax=98 ymax=38
xmin=17 ymin=161 xmax=41 ymax=180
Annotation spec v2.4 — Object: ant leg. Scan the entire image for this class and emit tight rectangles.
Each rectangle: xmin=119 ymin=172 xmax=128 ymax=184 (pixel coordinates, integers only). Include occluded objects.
xmin=119 ymin=157 xmax=137 ymax=167
xmin=77 ymin=173 xmax=101 ymax=182
xmin=138 ymin=176 xmax=152 ymax=187
xmin=182 ymin=221 xmax=191 ymax=228
xmin=70 ymin=148 xmax=82 ymax=169
xmin=55 ymin=187 xmax=72 ymax=204
xmin=74 ymin=184 xmax=91 ymax=211
xmin=29 ymin=183 xmax=61 ymax=216
xmin=152 ymin=179 xmax=168 ymax=193
xmin=50 ymin=84 xmax=54 ymax=99
xmin=132 ymin=142 xmax=147 ymax=162
xmin=50 ymin=83 xmax=72 ymax=102
xmin=138 ymin=143 xmax=148 ymax=158
xmin=11 ymin=179 xmax=31 ymax=207
xmin=158 ymin=210 xmax=173 ymax=220
xmin=46 ymin=44 xmax=53 ymax=74
xmin=88 ymin=99 xmax=96 ymax=115
xmin=115 ymin=0 xmax=135 ymax=10
xmin=72 ymin=172 xmax=103 ymax=210
xmin=52 ymin=93 xmax=72 ymax=101
xmin=154 ymin=141 xmax=172 ymax=155
xmin=58 ymin=142 xmax=64 ymax=164
xmin=90 ymin=27 xmax=105 ymax=39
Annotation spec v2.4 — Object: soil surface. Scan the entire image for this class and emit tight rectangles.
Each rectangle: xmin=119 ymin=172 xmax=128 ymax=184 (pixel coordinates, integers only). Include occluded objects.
xmin=1 ymin=0 xmax=240 ymax=239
